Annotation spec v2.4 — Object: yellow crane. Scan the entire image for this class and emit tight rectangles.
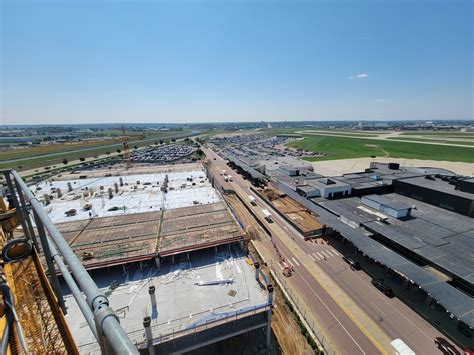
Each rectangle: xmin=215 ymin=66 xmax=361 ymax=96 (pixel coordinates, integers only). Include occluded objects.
xmin=121 ymin=125 xmax=132 ymax=169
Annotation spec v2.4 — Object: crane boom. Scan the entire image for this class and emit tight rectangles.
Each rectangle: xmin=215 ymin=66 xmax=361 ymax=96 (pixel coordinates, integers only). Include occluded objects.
xmin=121 ymin=125 xmax=132 ymax=169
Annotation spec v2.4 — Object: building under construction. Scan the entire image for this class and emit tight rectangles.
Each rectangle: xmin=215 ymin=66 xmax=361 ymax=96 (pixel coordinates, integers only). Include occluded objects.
xmin=0 ymin=164 xmax=274 ymax=354
xmin=34 ymin=163 xmax=273 ymax=353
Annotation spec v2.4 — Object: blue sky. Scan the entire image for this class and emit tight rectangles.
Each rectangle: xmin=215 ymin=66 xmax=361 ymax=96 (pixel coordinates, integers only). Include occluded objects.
xmin=1 ymin=0 xmax=472 ymax=124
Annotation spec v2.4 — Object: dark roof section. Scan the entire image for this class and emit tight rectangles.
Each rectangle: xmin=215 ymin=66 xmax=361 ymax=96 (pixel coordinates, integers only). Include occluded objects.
xmin=321 ymin=214 xmax=474 ymax=327
xmin=397 ymin=176 xmax=474 ymax=199
xmin=226 ymin=154 xmax=266 ymax=180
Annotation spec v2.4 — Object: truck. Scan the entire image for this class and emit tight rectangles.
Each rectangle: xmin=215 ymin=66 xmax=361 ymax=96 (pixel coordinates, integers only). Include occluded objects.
xmin=262 ymin=209 xmax=272 ymax=222
xmin=227 ymin=175 xmax=233 ymax=182
xmin=248 ymin=195 xmax=257 ymax=206
xmin=390 ymin=339 xmax=415 ymax=355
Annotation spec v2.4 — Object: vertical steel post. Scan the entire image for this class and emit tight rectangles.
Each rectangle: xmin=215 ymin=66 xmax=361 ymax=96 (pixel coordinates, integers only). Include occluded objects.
xmin=33 ymin=210 xmax=67 ymax=314
xmin=13 ymin=177 xmax=39 ymax=248
xmin=3 ymin=171 xmax=31 ymax=240
xmin=9 ymin=170 xmax=138 ymax=354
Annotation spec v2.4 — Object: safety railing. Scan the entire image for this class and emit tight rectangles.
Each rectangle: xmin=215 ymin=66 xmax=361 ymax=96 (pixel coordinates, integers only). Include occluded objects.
xmin=1 ymin=169 xmax=139 ymax=355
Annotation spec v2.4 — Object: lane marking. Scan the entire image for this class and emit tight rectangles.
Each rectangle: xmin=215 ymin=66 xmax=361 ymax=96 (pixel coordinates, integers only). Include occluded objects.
xmin=312 ymin=253 xmax=321 ymax=261
xmin=295 ymin=268 xmax=366 ymax=355
xmin=287 ymin=259 xmax=294 ymax=267
xmin=292 ymin=257 xmax=300 ymax=266
xmin=308 ymin=253 xmax=315 ymax=261
xmin=331 ymin=249 xmax=340 ymax=256
xmin=321 ymin=250 xmax=331 ymax=258
xmin=316 ymin=251 xmax=324 ymax=260
xmin=371 ymin=302 xmax=388 ymax=318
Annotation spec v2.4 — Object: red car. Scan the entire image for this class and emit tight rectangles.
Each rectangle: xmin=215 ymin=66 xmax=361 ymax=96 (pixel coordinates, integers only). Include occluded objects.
xmin=434 ymin=337 xmax=460 ymax=355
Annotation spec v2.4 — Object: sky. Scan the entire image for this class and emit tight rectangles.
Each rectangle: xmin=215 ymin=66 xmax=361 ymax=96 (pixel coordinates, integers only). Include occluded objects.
xmin=1 ymin=0 xmax=473 ymax=125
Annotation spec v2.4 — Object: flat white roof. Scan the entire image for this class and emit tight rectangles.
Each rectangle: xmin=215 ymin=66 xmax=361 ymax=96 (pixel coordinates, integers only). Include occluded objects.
xmin=63 ymin=247 xmax=269 ymax=352
xmin=34 ymin=169 xmax=220 ymax=224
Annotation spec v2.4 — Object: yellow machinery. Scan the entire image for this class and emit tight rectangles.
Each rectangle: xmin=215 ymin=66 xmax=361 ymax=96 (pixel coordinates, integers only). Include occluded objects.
xmin=0 ymin=198 xmax=78 ymax=354
xmin=121 ymin=125 xmax=133 ymax=169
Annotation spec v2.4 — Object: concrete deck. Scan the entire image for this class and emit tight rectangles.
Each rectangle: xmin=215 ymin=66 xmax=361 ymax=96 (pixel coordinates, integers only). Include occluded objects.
xmin=62 ymin=247 xmax=269 ymax=353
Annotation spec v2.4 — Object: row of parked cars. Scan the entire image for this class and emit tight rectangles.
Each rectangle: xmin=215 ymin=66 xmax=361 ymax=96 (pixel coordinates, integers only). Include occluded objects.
xmin=341 ymin=254 xmax=472 ymax=355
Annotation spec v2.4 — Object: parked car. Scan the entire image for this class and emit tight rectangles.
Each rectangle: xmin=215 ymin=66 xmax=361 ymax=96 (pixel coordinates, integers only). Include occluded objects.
xmin=342 ymin=256 xmax=361 ymax=270
xmin=371 ymin=279 xmax=394 ymax=297
xmin=434 ymin=337 xmax=460 ymax=355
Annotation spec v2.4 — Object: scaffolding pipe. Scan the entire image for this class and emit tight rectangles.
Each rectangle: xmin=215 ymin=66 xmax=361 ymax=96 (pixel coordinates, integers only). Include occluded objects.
xmin=13 ymin=177 xmax=39 ymax=248
xmin=47 ymin=236 xmax=97 ymax=337
xmin=7 ymin=170 xmax=138 ymax=355
xmin=33 ymin=210 xmax=66 ymax=314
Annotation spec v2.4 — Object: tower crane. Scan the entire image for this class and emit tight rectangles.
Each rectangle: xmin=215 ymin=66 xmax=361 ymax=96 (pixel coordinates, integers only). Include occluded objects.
xmin=121 ymin=125 xmax=132 ymax=169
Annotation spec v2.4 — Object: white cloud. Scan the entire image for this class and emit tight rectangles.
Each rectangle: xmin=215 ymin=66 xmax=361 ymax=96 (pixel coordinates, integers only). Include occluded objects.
xmin=348 ymin=73 xmax=369 ymax=80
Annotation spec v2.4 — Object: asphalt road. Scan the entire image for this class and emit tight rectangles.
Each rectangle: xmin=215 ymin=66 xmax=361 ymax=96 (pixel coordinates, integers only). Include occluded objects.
xmin=203 ymin=146 xmax=448 ymax=355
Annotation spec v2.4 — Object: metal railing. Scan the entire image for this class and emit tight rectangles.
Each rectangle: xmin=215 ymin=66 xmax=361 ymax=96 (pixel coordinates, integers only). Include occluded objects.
xmin=2 ymin=169 xmax=139 ymax=355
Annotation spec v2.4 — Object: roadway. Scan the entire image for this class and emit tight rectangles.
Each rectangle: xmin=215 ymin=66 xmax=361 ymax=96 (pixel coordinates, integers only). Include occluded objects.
xmin=203 ymin=146 xmax=446 ymax=355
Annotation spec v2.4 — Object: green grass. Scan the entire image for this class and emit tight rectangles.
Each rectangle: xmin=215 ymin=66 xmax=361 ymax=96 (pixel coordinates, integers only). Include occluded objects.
xmin=288 ymin=134 xmax=474 ymax=163
xmin=0 ymin=130 xmax=189 ymax=161
xmin=264 ymin=128 xmax=380 ymax=137
xmin=0 ymin=131 xmax=194 ymax=171
xmin=388 ymin=137 xmax=474 ymax=146
xmin=299 ymin=130 xmax=382 ymax=137
xmin=401 ymin=131 xmax=474 ymax=137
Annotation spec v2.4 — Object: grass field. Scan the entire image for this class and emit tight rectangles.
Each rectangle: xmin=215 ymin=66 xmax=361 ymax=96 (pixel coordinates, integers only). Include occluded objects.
xmin=298 ymin=130 xmax=381 ymax=137
xmin=389 ymin=137 xmax=474 ymax=146
xmin=0 ymin=130 xmax=189 ymax=161
xmin=265 ymin=128 xmax=380 ymax=137
xmin=0 ymin=131 xmax=195 ymax=171
xmin=288 ymin=134 xmax=474 ymax=163
xmin=401 ymin=131 xmax=474 ymax=137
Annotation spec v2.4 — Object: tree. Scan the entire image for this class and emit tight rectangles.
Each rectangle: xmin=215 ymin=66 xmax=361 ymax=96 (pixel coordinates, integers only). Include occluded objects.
xmin=116 ymin=149 xmax=121 ymax=153
xmin=133 ymin=145 xmax=138 ymax=149
xmin=171 ymin=138 xmax=176 ymax=142
xmin=18 ymin=165 xmax=23 ymax=169
xmin=62 ymin=159 xmax=68 ymax=165
xmin=159 ymin=140 xmax=164 ymax=145
xmin=79 ymin=157 xmax=86 ymax=161
xmin=105 ymin=151 xmax=111 ymax=155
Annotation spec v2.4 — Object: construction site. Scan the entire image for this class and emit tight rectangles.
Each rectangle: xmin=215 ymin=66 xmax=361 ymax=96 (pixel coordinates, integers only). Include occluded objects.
xmin=25 ymin=162 xmax=273 ymax=353
xmin=256 ymin=188 xmax=325 ymax=238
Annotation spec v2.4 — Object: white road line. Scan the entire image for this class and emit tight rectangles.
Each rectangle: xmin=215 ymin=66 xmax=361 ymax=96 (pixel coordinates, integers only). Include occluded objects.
xmin=295 ymin=268 xmax=366 ymax=354
xmin=308 ymin=253 xmax=315 ymax=261
xmin=321 ymin=250 xmax=331 ymax=258
xmin=329 ymin=249 xmax=339 ymax=257
xmin=371 ymin=302 xmax=388 ymax=318
xmin=292 ymin=257 xmax=300 ymax=266
xmin=323 ymin=250 xmax=333 ymax=257
xmin=316 ymin=251 xmax=324 ymax=260
xmin=287 ymin=259 xmax=294 ymax=267
xmin=312 ymin=253 xmax=321 ymax=261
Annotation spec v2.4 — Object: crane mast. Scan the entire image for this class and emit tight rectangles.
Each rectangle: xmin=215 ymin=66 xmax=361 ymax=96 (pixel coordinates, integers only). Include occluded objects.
xmin=121 ymin=125 xmax=132 ymax=169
